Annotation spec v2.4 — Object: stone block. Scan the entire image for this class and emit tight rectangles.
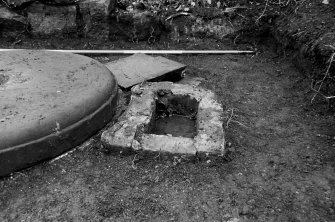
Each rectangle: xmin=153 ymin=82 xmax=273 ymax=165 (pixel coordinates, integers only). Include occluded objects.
xmin=101 ymin=82 xmax=225 ymax=157
xmin=78 ymin=0 xmax=115 ymax=37
xmin=26 ymin=2 xmax=77 ymax=36
xmin=108 ymin=10 xmax=161 ymax=41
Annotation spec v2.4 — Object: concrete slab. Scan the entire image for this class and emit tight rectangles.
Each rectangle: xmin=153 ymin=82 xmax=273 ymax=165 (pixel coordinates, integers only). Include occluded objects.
xmin=104 ymin=54 xmax=186 ymax=88
xmin=101 ymin=82 xmax=225 ymax=157
xmin=0 ymin=50 xmax=118 ymax=177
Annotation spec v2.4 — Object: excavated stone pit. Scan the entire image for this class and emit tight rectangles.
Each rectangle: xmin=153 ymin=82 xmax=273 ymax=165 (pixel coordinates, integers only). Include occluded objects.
xmin=101 ymin=82 xmax=225 ymax=157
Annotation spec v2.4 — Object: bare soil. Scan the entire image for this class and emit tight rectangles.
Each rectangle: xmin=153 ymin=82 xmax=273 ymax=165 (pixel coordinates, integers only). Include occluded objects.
xmin=1 ymin=1 xmax=335 ymax=220
xmin=0 ymin=38 xmax=334 ymax=221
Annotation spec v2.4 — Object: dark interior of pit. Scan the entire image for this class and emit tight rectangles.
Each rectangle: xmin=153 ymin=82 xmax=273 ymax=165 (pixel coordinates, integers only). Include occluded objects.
xmin=147 ymin=90 xmax=198 ymax=138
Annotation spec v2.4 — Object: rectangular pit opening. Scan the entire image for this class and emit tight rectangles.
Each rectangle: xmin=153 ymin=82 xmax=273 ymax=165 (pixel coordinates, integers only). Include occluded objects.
xmin=148 ymin=90 xmax=199 ymax=138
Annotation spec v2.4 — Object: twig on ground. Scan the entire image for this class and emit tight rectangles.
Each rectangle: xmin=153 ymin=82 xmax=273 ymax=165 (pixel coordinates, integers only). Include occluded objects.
xmin=292 ymin=31 xmax=305 ymax=37
xmin=311 ymin=46 xmax=335 ymax=103
xmin=16 ymin=172 xmax=28 ymax=177
xmin=147 ymin=26 xmax=156 ymax=44
xmin=310 ymin=82 xmax=335 ymax=101
xmin=0 ymin=0 xmax=11 ymax=8
xmin=225 ymin=108 xmax=249 ymax=129
xmin=233 ymin=34 xmax=240 ymax=45
xmin=230 ymin=120 xmax=249 ymax=128
xmin=294 ymin=0 xmax=306 ymax=14
xmin=326 ymin=96 xmax=335 ymax=100
xmin=154 ymin=149 xmax=162 ymax=160
xmin=288 ymin=0 xmax=296 ymax=6
xmin=173 ymin=156 xmax=182 ymax=165
xmin=226 ymin=108 xmax=234 ymax=128
xmin=256 ymin=0 xmax=269 ymax=24
xmin=270 ymin=0 xmax=293 ymax=7
xmin=131 ymin=154 xmax=138 ymax=170
xmin=223 ymin=5 xmax=248 ymax=13
xmin=236 ymin=13 xmax=246 ymax=19
xmin=49 ymin=148 xmax=76 ymax=164
xmin=311 ymin=83 xmax=335 ymax=102
xmin=228 ymin=18 xmax=234 ymax=29
xmin=165 ymin=12 xmax=190 ymax=21
xmin=327 ymin=45 xmax=335 ymax=51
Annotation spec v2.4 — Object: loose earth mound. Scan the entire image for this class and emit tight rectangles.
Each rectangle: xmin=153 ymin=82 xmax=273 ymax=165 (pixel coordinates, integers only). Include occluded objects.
xmin=0 ymin=50 xmax=118 ymax=177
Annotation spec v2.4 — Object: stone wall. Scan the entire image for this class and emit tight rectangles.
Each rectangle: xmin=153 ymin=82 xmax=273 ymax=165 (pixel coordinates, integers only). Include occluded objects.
xmin=0 ymin=0 xmax=114 ymax=38
xmin=0 ymin=0 xmax=244 ymax=41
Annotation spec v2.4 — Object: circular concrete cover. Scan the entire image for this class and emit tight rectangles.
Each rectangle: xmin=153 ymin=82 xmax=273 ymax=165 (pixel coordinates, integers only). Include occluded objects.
xmin=0 ymin=50 xmax=118 ymax=177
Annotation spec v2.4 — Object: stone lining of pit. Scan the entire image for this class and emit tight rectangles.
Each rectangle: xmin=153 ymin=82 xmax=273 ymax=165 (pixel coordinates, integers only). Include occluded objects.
xmin=101 ymin=82 xmax=225 ymax=157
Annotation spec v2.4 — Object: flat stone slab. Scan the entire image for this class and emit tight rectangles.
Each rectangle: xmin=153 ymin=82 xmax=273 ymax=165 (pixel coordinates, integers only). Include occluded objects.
xmin=101 ymin=82 xmax=225 ymax=156
xmin=104 ymin=54 xmax=186 ymax=88
xmin=0 ymin=50 xmax=118 ymax=177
